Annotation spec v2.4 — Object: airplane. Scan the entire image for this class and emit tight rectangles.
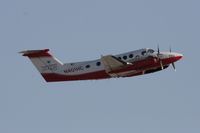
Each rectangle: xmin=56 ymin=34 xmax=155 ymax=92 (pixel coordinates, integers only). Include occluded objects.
xmin=20 ymin=47 xmax=183 ymax=82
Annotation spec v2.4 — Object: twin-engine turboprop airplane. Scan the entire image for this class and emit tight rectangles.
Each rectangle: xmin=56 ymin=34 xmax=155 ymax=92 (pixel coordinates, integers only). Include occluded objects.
xmin=20 ymin=47 xmax=183 ymax=82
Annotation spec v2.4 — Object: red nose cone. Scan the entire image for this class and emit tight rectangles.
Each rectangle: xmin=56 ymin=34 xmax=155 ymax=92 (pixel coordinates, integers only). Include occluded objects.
xmin=177 ymin=54 xmax=183 ymax=60
xmin=173 ymin=54 xmax=183 ymax=62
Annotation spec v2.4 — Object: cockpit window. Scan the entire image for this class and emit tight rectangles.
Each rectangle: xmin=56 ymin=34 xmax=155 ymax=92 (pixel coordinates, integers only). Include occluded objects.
xmin=141 ymin=51 xmax=147 ymax=55
xmin=147 ymin=49 xmax=154 ymax=53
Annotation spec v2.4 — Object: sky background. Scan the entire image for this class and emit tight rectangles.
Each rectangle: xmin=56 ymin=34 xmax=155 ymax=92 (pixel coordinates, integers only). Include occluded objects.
xmin=0 ymin=0 xmax=200 ymax=133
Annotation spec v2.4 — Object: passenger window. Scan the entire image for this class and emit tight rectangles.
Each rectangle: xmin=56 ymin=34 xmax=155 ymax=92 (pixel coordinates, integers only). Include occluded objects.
xmin=86 ymin=65 xmax=90 ymax=68
xmin=96 ymin=62 xmax=101 ymax=66
xmin=123 ymin=56 xmax=127 ymax=60
xmin=129 ymin=54 xmax=133 ymax=58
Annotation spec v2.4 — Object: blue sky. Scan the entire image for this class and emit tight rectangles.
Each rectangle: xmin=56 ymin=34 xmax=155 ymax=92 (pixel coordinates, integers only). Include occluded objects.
xmin=0 ymin=0 xmax=199 ymax=133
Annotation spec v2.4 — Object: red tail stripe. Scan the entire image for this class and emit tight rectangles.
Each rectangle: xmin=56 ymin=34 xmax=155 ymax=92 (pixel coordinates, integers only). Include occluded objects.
xmin=22 ymin=49 xmax=52 ymax=58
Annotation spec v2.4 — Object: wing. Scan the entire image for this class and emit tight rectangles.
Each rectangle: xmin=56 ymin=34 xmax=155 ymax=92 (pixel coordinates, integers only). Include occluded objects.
xmin=101 ymin=55 xmax=132 ymax=73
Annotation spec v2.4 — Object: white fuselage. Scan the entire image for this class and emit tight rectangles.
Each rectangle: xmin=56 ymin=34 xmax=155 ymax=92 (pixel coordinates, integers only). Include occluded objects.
xmin=20 ymin=48 xmax=183 ymax=82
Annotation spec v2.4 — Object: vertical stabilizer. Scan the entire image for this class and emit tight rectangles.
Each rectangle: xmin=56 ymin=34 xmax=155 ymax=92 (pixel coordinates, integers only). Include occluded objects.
xmin=20 ymin=49 xmax=63 ymax=81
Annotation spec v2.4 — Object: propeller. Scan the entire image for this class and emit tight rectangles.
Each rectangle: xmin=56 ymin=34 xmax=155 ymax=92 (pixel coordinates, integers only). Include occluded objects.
xmin=157 ymin=45 xmax=160 ymax=55
xmin=157 ymin=45 xmax=164 ymax=70
xmin=172 ymin=62 xmax=176 ymax=71
xmin=170 ymin=46 xmax=176 ymax=71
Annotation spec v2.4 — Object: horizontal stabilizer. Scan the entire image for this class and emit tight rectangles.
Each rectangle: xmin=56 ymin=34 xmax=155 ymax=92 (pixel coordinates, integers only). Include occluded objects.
xmin=19 ymin=49 xmax=50 ymax=57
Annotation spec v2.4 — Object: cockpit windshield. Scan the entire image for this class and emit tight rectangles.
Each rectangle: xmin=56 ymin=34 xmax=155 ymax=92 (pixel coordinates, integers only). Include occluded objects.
xmin=147 ymin=49 xmax=155 ymax=53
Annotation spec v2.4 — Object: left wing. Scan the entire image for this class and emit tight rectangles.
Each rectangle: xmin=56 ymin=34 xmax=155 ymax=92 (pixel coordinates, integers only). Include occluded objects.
xmin=101 ymin=55 xmax=132 ymax=74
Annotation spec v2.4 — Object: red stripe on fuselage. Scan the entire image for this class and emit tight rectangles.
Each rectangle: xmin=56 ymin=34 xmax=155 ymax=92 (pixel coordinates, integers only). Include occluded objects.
xmin=42 ymin=70 xmax=110 ymax=82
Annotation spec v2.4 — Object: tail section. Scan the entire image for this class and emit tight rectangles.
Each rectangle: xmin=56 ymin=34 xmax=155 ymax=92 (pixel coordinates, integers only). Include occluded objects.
xmin=20 ymin=49 xmax=63 ymax=82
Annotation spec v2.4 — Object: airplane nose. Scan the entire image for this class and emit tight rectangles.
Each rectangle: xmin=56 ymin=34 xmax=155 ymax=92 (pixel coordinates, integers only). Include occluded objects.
xmin=171 ymin=53 xmax=183 ymax=62
xmin=175 ymin=53 xmax=183 ymax=60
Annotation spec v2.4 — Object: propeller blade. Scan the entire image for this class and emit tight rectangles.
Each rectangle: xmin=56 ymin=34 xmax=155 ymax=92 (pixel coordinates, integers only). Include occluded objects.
xmin=160 ymin=61 xmax=164 ymax=70
xmin=170 ymin=46 xmax=172 ymax=53
xmin=172 ymin=63 xmax=176 ymax=71
xmin=156 ymin=44 xmax=163 ymax=69
xmin=157 ymin=44 xmax=160 ymax=55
